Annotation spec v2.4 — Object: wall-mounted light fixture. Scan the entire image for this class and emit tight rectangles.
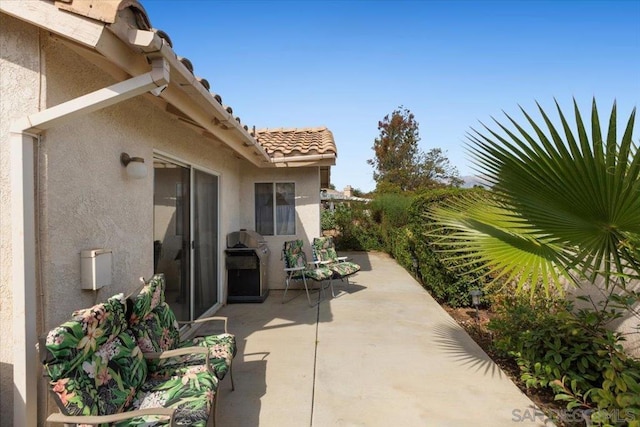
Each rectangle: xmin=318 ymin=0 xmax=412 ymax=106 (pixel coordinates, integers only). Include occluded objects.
xmin=120 ymin=153 xmax=147 ymax=179
xmin=469 ymin=289 xmax=483 ymax=322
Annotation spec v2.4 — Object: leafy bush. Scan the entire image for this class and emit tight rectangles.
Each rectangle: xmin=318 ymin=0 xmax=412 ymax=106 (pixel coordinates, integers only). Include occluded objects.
xmin=321 ymin=209 xmax=335 ymax=231
xmin=333 ymin=203 xmax=383 ymax=251
xmin=489 ymin=292 xmax=640 ymax=426
xmin=407 ymin=188 xmax=492 ymax=307
xmin=329 ymin=188 xmax=493 ymax=308
xmin=369 ymin=193 xmax=414 ymax=228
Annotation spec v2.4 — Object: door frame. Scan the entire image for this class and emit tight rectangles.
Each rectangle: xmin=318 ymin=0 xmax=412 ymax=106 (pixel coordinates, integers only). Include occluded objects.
xmin=154 ymin=150 xmax=223 ymax=321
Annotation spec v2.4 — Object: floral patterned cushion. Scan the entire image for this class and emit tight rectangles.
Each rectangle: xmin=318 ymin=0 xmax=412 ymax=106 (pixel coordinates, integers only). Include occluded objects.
xmin=330 ymin=261 xmax=360 ymax=277
xmin=182 ymin=334 xmax=236 ymax=379
xmin=137 ymin=304 xmax=235 ymax=381
xmin=43 ymin=290 xmax=220 ymax=426
xmin=130 ymin=302 xmax=180 ymax=354
xmin=43 ymin=294 xmax=148 ymax=417
xmin=283 ymin=239 xmax=334 ymax=282
xmin=312 ymin=236 xmax=337 ymax=262
xmin=312 ymin=237 xmax=361 ymax=278
xmin=283 ymin=239 xmax=307 ymax=269
xmin=130 ymin=277 xmax=236 ymax=381
xmin=292 ymin=266 xmax=333 ymax=281
xmin=118 ymin=366 xmax=218 ymax=426
xmin=132 ymin=274 xmax=166 ymax=321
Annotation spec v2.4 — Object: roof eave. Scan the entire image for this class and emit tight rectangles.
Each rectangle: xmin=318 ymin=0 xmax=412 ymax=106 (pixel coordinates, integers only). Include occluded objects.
xmin=123 ymin=28 xmax=270 ymax=165
xmin=269 ymin=153 xmax=336 ymax=168
xmin=0 ymin=1 xmax=271 ymax=167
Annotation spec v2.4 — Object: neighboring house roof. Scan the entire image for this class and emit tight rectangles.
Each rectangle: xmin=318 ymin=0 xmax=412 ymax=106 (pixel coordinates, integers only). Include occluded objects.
xmin=321 ymin=187 xmax=370 ymax=203
xmin=255 ymin=127 xmax=337 ymax=161
xmin=255 ymin=127 xmax=336 ymax=188
xmin=2 ymin=0 xmax=335 ymax=168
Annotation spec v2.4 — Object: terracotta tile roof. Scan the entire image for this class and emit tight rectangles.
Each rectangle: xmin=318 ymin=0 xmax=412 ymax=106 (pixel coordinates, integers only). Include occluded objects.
xmin=255 ymin=127 xmax=337 ymax=159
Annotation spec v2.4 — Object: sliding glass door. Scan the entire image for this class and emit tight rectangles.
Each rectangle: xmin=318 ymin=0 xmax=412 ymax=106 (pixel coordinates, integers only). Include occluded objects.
xmin=193 ymin=169 xmax=219 ymax=318
xmin=153 ymin=157 xmax=219 ymax=322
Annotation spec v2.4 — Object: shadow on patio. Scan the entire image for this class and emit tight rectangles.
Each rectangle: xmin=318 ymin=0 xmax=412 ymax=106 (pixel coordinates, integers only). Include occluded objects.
xmin=202 ymin=251 xmax=550 ymax=427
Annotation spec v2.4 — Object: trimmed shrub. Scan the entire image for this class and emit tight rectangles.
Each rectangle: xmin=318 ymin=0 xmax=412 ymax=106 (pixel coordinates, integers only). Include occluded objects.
xmin=321 ymin=209 xmax=335 ymax=231
xmin=329 ymin=187 xmax=492 ymax=308
xmin=333 ymin=203 xmax=383 ymax=251
xmin=406 ymin=188 xmax=491 ymax=307
xmin=489 ymin=291 xmax=640 ymax=425
xmin=370 ymin=193 xmax=415 ymax=254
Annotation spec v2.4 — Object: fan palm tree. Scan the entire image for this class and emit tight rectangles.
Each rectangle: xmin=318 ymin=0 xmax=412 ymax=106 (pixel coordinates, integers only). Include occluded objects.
xmin=427 ymin=99 xmax=639 ymax=296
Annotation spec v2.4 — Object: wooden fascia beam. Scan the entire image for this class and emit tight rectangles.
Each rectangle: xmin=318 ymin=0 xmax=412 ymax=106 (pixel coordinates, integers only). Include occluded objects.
xmin=0 ymin=0 xmax=105 ymax=48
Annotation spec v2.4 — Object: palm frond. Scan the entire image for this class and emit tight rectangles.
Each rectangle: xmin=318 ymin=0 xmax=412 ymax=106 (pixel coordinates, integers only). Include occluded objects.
xmin=428 ymin=99 xmax=639 ymax=295
xmin=426 ymin=195 xmax=573 ymax=295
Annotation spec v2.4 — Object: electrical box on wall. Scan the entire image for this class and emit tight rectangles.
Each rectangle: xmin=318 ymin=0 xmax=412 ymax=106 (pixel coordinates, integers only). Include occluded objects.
xmin=80 ymin=249 xmax=112 ymax=290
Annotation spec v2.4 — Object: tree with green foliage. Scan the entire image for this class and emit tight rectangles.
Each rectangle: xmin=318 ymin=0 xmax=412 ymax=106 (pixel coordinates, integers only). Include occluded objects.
xmin=368 ymin=106 xmax=461 ymax=192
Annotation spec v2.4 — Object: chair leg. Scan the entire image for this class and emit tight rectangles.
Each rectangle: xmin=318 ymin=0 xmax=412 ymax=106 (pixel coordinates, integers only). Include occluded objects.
xmin=283 ymin=272 xmax=292 ymax=303
xmin=229 ymin=359 xmax=235 ymax=391
xmin=302 ymin=275 xmax=313 ymax=307
xmin=209 ymin=390 xmax=218 ymax=427
xmin=318 ymin=278 xmax=326 ymax=300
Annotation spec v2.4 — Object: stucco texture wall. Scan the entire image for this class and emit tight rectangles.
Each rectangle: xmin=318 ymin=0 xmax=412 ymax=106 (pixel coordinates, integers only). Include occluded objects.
xmin=569 ymin=277 xmax=640 ymax=358
xmin=10 ymin=31 xmax=242 ymax=423
xmin=0 ymin=14 xmax=41 ymax=426
xmin=239 ymin=166 xmax=322 ymax=289
xmin=39 ymin=36 xmax=242 ymax=328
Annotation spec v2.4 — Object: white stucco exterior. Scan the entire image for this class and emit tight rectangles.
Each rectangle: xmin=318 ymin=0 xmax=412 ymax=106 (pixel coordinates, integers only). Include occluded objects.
xmin=240 ymin=166 xmax=322 ymax=289
xmin=0 ymin=8 xmax=330 ymax=425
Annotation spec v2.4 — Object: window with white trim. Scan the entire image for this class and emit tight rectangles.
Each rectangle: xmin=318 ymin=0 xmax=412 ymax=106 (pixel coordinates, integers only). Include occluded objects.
xmin=255 ymin=182 xmax=296 ymax=236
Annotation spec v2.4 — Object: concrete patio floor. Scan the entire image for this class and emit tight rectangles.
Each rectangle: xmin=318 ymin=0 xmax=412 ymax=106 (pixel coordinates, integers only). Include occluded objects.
xmin=203 ymin=251 xmax=552 ymax=427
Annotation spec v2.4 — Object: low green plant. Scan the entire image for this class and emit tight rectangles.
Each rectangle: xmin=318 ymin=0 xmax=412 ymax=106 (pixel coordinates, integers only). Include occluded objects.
xmin=320 ymin=209 xmax=335 ymax=232
xmin=408 ymin=188 xmax=491 ymax=307
xmin=333 ymin=203 xmax=383 ymax=251
xmin=489 ymin=291 xmax=640 ymax=426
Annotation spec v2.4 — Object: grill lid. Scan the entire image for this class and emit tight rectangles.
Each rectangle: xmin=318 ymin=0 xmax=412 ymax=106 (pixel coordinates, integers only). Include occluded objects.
xmin=226 ymin=229 xmax=267 ymax=249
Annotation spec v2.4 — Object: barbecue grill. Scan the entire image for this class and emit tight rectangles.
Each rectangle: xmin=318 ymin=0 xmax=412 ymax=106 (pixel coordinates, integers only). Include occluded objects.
xmin=225 ymin=229 xmax=270 ymax=303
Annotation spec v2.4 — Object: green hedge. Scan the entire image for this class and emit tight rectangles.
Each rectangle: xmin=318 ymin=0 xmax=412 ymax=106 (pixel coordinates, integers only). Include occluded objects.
xmin=332 ymin=203 xmax=384 ymax=251
xmin=405 ymin=188 xmax=491 ymax=307
xmin=328 ymin=187 xmax=492 ymax=307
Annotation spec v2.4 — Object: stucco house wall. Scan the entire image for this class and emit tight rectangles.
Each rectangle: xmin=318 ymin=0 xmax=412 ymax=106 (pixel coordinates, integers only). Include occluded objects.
xmin=569 ymin=277 xmax=640 ymax=358
xmin=38 ymin=34 xmax=243 ymax=328
xmin=29 ymin=29 xmax=247 ymax=424
xmin=240 ymin=166 xmax=322 ymax=289
xmin=0 ymin=15 xmax=257 ymax=425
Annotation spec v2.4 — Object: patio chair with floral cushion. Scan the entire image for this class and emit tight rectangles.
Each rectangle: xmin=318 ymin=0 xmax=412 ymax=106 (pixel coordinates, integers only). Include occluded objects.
xmin=282 ymin=239 xmax=334 ymax=306
xmin=312 ymin=236 xmax=361 ymax=295
xmin=40 ymin=292 xmax=219 ymax=426
xmin=129 ymin=274 xmax=237 ymax=391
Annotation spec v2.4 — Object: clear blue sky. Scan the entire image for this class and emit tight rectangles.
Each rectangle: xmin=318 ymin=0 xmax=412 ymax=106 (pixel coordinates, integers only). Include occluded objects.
xmin=142 ymin=0 xmax=640 ymax=192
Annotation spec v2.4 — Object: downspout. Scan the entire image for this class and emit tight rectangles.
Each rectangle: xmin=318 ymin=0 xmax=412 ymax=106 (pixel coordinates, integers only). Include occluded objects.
xmin=10 ymin=58 xmax=169 ymax=427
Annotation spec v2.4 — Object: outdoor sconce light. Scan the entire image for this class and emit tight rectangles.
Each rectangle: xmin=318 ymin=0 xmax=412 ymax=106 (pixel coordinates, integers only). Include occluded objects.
xmin=411 ymin=256 xmax=419 ymax=278
xmin=120 ymin=153 xmax=147 ymax=179
xmin=469 ymin=289 xmax=483 ymax=321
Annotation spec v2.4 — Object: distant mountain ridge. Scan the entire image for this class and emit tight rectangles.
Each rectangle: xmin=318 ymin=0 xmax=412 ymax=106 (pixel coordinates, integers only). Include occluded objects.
xmin=461 ymin=175 xmax=489 ymax=188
